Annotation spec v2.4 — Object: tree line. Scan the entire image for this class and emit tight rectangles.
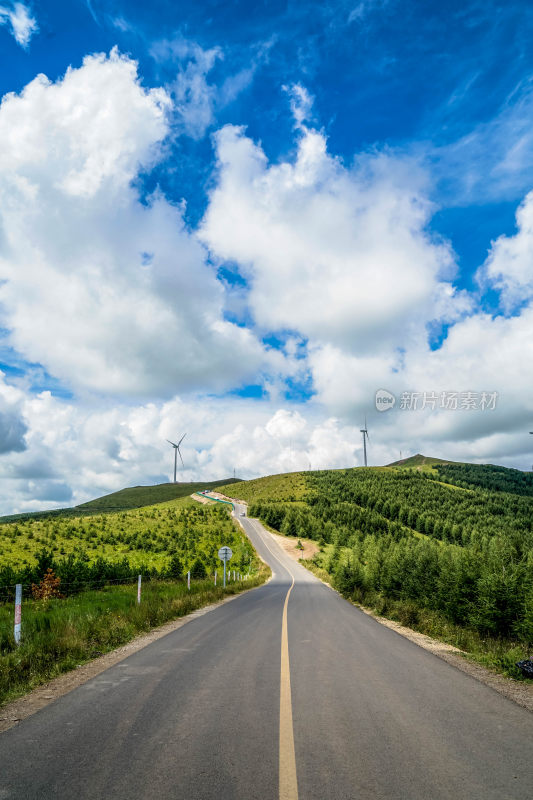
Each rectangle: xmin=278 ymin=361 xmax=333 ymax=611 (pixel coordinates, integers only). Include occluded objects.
xmin=249 ymin=467 xmax=533 ymax=643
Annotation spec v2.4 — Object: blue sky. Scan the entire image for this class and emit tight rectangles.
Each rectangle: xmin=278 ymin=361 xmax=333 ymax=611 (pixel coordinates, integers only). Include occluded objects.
xmin=0 ymin=0 xmax=532 ymax=512
xmin=3 ymin=1 xmax=530 ymax=265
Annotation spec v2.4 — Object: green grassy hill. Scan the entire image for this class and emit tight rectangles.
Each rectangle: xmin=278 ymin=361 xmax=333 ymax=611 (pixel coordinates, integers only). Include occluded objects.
xmin=76 ymin=479 xmax=240 ymax=512
xmin=221 ymin=472 xmax=308 ymax=504
xmin=0 ymin=478 xmax=239 ymax=524
xmin=386 ymin=455 xmax=533 ymax=495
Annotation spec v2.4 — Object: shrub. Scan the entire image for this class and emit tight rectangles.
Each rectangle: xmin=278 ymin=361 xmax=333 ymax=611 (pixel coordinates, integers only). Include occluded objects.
xmin=32 ymin=569 xmax=63 ymax=600
xmin=190 ymin=558 xmax=207 ymax=579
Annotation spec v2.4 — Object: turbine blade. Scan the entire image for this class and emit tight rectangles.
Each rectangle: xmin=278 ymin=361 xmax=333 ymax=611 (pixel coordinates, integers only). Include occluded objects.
xmin=167 ymin=439 xmax=178 ymax=447
xmin=178 ymin=433 xmax=187 ymax=445
xmin=177 ymin=447 xmax=184 ymax=467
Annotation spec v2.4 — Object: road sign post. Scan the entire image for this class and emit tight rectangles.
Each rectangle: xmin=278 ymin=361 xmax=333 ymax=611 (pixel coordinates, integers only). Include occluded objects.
xmin=218 ymin=546 xmax=233 ymax=588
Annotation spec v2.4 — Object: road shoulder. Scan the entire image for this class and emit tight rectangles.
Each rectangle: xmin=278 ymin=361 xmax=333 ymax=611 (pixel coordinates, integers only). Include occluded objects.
xmin=0 ymin=582 xmax=267 ymax=734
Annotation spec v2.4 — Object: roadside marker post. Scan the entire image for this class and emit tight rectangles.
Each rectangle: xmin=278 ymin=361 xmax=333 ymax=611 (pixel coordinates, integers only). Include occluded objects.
xmin=14 ymin=584 xmax=21 ymax=645
xmin=187 ymin=570 xmax=190 ymax=590
xmin=214 ymin=569 xmax=217 ymax=586
xmin=218 ymin=546 xmax=233 ymax=588
xmin=137 ymin=575 xmax=142 ymax=604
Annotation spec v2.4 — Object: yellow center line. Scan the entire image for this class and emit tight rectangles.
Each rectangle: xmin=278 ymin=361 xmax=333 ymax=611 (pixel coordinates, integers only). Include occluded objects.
xmin=242 ymin=513 xmax=299 ymax=798
xmin=280 ymin=571 xmax=298 ymax=800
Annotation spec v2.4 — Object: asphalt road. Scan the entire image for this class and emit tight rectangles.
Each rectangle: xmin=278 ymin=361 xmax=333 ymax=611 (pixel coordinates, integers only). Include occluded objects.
xmin=1 ymin=503 xmax=532 ymax=799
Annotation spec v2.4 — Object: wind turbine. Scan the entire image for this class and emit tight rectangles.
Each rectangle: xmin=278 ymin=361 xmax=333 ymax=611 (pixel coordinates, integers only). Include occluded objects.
xmin=360 ymin=418 xmax=369 ymax=467
xmin=167 ymin=434 xmax=186 ymax=483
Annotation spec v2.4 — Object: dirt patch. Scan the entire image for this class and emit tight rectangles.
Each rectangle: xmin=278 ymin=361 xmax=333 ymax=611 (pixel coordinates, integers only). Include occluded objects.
xmin=268 ymin=531 xmax=319 ymax=562
xmin=191 ymin=493 xmax=215 ymax=504
xmin=206 ymin=491 xmax=234 ymax=501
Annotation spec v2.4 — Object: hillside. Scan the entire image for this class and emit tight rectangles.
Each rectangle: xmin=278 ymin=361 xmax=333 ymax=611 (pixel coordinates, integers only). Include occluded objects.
xmin=233 ymin=463 xmax=533 ymax=653
xmin=76 ymin=479 xmax=240 ymax=512
xmin=0 ymin=478 xmax=239 ymax=524
xmin=0 ymin=495 xmax=255 ymax=595
xmin=222 ymin=472 xmax=308 ymax=504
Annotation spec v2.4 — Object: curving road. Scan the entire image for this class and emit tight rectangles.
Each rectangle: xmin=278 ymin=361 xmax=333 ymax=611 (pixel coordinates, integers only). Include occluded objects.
xmin=0 ymin=502 xmax=532 ymax=799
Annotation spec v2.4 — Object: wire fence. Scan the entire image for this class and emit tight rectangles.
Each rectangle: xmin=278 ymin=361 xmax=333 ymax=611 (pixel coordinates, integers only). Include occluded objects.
xmin=0 ymin=575 xmax=154 ymax=604
xmin=0 ymin=568 xmax=248 ymax=604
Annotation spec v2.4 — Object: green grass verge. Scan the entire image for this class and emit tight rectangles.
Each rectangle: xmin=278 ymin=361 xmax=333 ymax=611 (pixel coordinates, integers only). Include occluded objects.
xmin=0 ymin=563 xmax=270 ymax=707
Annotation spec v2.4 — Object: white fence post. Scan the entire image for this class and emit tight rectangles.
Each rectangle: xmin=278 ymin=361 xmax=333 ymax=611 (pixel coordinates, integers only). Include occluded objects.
xmin=187 ymin=570 xmax=190 ymax=590
xmin=14 ymin=584 xmax=22 ymax=645
xmin=137 ymin=574 xmax=142 ymax=604
xmin=214 ymin=569 xmax=217 ymax=586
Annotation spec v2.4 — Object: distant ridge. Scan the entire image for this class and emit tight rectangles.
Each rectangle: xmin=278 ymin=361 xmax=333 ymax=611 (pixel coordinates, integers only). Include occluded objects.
xmin=387 ymin=453 xmax=457 ymax=467
xmin=0 ymin=478 xmax=239 ymax=524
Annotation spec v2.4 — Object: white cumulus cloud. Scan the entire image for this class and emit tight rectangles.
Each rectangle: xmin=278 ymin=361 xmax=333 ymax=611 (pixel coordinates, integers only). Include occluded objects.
xmin=201 ymin=123 xmax=466 ymax=357
xmin=0 ymin=388 xmax=363 ymax=514
xmin=480 ymin=190 xmax=533 ymax=311
xmin=0 ymin=49 xmax=270 ymax=396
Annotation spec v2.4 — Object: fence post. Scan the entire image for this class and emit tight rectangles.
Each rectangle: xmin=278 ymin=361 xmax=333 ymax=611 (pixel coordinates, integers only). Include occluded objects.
xmin=137 ymin=575 xmax=142 ymax=604
xmin=14 ymin=584 xmax=22 ymax=645
xmin=187 ymin=570 xmax=190 ymax=590
xmin=214 ymin=569 xmax=217 ymax=586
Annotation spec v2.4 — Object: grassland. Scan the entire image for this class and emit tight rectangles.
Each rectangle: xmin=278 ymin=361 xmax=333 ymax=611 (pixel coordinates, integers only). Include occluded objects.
xmin=76 ymin=479 xmax=240 ymax=512
xmin=220 ymin=471 xmax=308 ymax=504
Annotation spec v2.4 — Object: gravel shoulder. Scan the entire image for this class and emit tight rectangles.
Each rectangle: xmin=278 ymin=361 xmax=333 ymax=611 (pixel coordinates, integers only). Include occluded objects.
xmin=301 ymin=560 xmax=533 ymax=714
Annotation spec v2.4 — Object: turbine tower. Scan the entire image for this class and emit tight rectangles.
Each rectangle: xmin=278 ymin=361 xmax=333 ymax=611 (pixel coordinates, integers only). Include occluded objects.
xmin=167 ymin=434 xmax=186 ymax=483
xmin=360 ymin=418 xmax=369 ymax=467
